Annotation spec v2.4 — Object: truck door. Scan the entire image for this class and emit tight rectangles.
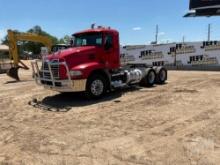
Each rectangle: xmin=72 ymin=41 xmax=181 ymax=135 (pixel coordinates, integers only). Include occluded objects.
xmin=104 ymin=33 xmax=119 ymax=69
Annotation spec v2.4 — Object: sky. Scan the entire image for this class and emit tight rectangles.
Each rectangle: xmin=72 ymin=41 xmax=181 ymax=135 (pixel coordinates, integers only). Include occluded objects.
xmin=1 ymin=0 xmax=220 ymax=45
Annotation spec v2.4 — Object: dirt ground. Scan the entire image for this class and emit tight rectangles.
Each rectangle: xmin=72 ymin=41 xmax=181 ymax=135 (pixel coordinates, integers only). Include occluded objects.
xmin=0 ymin=65 xmax=220 ymax=165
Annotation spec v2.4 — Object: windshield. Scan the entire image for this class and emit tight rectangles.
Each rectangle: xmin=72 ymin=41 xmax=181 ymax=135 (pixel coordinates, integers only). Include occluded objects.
xmin=73 ymin=33 xmax=103 ymax=47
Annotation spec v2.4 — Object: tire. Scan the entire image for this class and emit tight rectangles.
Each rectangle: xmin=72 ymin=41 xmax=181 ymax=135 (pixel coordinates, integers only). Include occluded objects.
xmin=154 ymin=67 xmax=167 ymax=84
xmin=85 ymin=74 xmax=107 ymax=99
xmin=140 ymin=69 xmax=156 ymax=87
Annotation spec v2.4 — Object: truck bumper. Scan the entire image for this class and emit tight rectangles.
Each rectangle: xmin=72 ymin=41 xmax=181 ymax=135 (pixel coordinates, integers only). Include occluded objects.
xmin=43 ymin=79 xmax=87 ymax=92
xmin=31 ymin=60 xmax=87 ymax=93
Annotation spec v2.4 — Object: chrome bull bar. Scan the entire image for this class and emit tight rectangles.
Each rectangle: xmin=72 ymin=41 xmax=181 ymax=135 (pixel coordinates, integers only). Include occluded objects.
xmin=31 ymin=60 xmax=72 ymax=89
xmin=31 ymin=60 xmax=87 ymax=92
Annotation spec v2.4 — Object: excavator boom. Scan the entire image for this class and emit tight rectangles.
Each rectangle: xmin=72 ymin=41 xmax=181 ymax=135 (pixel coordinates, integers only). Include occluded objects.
xmin=7 ymin=30 xmax=52 ymax=81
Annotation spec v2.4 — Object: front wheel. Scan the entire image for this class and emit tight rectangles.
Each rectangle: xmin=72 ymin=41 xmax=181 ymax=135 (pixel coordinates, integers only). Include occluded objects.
xmin=85 ymin=74 xmax=107 ymax=99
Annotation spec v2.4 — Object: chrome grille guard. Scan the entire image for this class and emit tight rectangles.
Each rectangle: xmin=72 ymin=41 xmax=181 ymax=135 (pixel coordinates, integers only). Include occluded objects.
xmin=31 ymin=60 xmax=72 ymax=87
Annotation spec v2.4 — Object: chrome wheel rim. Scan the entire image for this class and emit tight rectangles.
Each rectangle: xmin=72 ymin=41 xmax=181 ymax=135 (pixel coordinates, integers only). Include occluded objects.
xmin=91 ymin=80 xmax=104 ymax=96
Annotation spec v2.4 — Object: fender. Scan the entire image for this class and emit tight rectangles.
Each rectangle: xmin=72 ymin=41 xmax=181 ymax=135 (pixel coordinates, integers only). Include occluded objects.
xmin=71 ymin=62 xmax=106 ymax=79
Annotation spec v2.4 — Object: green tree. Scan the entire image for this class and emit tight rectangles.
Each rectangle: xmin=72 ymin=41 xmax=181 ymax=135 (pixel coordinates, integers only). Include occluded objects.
xmin=23 ymin=25 xmax=59 ymax=54
xmin=59 ymin=35 xmax=71 ymax=45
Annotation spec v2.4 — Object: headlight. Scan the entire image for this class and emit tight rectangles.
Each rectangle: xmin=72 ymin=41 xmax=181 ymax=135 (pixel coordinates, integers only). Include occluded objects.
xmin=69 ymin=70 xmax=83 ymax=77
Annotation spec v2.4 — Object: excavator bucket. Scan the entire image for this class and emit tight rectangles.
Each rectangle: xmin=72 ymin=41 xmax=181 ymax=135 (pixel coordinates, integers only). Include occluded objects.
xmin=6 ymin=67 xmax=20 ymax=81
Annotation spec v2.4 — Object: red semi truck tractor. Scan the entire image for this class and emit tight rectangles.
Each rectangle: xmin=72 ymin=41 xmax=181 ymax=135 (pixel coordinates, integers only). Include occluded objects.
xmin=32 ymin=26 xmax=167 ymax=99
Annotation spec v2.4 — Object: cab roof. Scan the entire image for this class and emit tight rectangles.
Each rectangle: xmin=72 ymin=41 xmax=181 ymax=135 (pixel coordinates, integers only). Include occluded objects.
xmin=73 ymin=28 xmax=119 ymax=36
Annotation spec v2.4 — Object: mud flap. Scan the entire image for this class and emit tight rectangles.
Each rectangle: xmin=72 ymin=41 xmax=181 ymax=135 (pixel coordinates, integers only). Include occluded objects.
xmin=6 ymin=67 xmax=20 ymax=81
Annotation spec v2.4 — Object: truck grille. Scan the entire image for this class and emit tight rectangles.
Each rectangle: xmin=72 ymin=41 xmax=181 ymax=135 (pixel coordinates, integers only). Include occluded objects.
xmin=41 ymin=60 xmax=60 ymax=80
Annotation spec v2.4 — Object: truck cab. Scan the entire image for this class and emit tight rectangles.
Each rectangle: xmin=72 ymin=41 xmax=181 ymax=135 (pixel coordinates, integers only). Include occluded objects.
xmin=32 ymin=26 xmax=167 ymax=99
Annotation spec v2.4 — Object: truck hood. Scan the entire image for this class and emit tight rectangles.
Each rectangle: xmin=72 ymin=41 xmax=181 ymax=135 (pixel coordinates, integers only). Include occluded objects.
xmin=47 ymin=46 xmax=96 ymax=60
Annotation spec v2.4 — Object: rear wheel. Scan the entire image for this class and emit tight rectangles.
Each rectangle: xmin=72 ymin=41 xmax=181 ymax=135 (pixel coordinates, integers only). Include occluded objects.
xmin=85 ymin=74 xmax=107 ymax=99
xmin=140 ymin=69 xmax=156 ymax=87
xmin=155 ymin=67 xmax=167 ymax=84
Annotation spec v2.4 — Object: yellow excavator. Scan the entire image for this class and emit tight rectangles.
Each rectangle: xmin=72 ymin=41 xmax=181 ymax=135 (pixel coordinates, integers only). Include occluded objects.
xmin=7 ymin=30 xmax=53 ymax=81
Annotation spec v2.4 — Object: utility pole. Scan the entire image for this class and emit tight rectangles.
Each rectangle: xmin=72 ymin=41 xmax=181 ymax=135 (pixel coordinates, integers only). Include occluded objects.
xmin=182 ymin=36 xmax=185 ymax=55
xmin=182 ymin=36 xmax=185 ymax=43
xmin=208 ymin=24 xmax=211 ymax=41
xmin=155 ymin=25 xmax=159 ymax=44
xmin=174 ymin=47 xmax=177 ymax=67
